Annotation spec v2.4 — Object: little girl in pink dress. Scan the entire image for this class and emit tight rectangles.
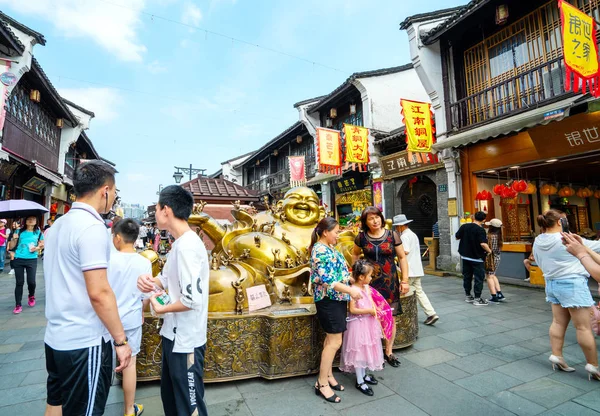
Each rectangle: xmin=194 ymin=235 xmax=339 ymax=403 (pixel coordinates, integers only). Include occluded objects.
xmin=340 ymin=260 xmax=385 ymax=396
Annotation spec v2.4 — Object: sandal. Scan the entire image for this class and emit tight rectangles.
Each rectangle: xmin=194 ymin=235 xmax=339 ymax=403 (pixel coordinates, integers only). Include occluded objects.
xmin=328 ymin=374 xmax=344 ymax=391
xmin=385 ymin=353 xmax=401 ymax=368
xmin=314 ymin=382 xmax=341 ymax=403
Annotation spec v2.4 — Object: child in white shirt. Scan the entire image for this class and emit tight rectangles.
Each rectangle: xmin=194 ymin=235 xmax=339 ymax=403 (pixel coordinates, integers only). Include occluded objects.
xmin=109 ymin=219 xmax=152 ymax=416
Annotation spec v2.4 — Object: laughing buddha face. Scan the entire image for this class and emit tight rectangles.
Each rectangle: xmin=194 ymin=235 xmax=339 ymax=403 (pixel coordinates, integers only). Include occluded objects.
xmin=282 ymin=187 xmax=321 ymax=227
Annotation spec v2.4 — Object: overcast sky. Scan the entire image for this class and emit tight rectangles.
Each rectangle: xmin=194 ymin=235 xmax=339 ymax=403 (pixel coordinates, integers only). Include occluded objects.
xmin=1 ymin=0 xmax=461 ymax=206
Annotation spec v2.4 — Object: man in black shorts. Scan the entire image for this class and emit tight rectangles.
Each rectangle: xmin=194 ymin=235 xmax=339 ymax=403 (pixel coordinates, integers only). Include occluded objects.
xmin=44 ymin=160 xmax=131 ymax=416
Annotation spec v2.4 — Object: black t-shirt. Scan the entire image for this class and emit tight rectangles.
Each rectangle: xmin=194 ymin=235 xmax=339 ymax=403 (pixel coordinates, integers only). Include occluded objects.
xmin=455 ymin=223 xmax=488 ymax=260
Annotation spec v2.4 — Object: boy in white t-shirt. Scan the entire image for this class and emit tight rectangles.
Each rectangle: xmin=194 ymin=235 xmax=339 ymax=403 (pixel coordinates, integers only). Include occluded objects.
xmin=109 ymin=219 xmax=152 ymax=416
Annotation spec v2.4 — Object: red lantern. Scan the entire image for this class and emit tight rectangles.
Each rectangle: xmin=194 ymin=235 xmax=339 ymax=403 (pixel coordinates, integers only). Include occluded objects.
xmin=511 ymin=180 xmax=527 ymax=193
xmin=476 ymin=191 xmax=483 ymax=200
xmin=493 ymin=184 xmax=504 ymax=196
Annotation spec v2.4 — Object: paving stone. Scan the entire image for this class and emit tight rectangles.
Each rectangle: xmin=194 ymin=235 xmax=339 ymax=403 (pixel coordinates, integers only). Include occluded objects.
xmin=447 ymin=352 xmax=507 ymax=375
xmin=20 ymin=369 xmax=47 ymax=386
xmin=1 ymin=348 xmax=44 ymax=363
xmin=0 ymin=382 xmax=46 ymax=406
xmin=438 ymin=329 xmax=483 ymax=343
xmin=0 ymin=357 xmax=46 ymax=375
xmin=206 ymin=399 xmax=253 ymax=416
xmin=412 ymin=335 xmax=451 ymax=351
xmin=547 ymin=363 xmax=600 ymax=393
xmin=455 ymin=370 xmax=524 ymax=397
xmin=502 ymin=326 xmax=549 ymax=341
xmin=427 ymin=363 xmax=471 ymax=381
xmin=488 ymin=391 xmax=548 ymax=416
xmin=574 ymin=389 xmax=600 ymax=412
xmin=0 ymin=371 xmax=26 ymax=389
xmin=403 ymin=348 xmax=458 ymax=367
xmin=340 ymin=394 xmax=428 ymax=416
xmin=237 ymin=376 xmax=314 ymax=398
xmin=244 ymin=385 xmax=338 ymax=416
xmin=476 ymin=333 xmax=523 ymax=348
xmin=510 ymin=377 xmax=584 ymax=408
xmin=388 ymin=365 xmax=515 ymax=416
xmin=484 ymin=345 xmax=539 ymax=362
xmin=205 ymin=382 xmax=242 ymax=406
xmin=0 ymin=398 xmax=47 ymax=414
xmin=496 ymin=358 xmax=555 ymax=382
xmin=0 ymin=343 xmax=23 ymax=354
xmin=442 ymin=339 xmax=495 ymax=357
xmin=551 ymin=401 xmax=600 ymax=416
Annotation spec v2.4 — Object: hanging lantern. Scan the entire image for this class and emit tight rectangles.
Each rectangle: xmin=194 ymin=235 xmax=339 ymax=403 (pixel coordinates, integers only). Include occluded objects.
xmin=325 ymin=118 xmax=333 ymax=128
xmin=493 ymin=184 xmax=504 ymax=196
xmin=329 ymin=108 xmax=337 ymax=119
xmin=594 ymin=190 xmax=600 ymax=199
xmin=296 ymin=135 xmax=303 ymax=144
xmin=511 ymin=180 xmax=527 ymax=193
xmin=558 ymin=186 xmax=575 ymax=197
xmin=29 ymin=89 xmax=41 ymax=102
xmin=495 ymin=4 xmax=509 ymax=25
xmin=349 ymin=103 xmax=357 ymax=115
xmin=522 ymin=182 xmax=537 ymax=194
xmin=540 ymin=184 xmax=557 ymax=195
xmin=56 ymin=118 xmax=64 ymax=128
xmin=273 ymin=149 xmax=278 ymax=156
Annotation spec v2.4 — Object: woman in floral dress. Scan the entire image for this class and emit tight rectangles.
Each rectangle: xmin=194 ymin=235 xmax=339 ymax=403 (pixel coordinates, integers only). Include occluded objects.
xmin=352 ymin=206 xmax=409 ymax=367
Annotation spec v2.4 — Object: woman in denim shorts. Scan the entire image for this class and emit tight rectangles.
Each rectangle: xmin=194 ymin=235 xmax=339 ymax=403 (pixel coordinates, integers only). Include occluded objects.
xmin=534 ymin=209 xmax=600 ymax=381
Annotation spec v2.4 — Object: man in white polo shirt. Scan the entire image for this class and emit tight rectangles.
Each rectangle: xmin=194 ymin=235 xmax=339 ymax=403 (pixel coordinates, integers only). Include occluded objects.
xmin=393 ymin=214 xmax=439 ymax=326
xmin=138 ymin=185 xmax=209 ymax=416
xmin=44 ymin=160 xmax=131 ymax=416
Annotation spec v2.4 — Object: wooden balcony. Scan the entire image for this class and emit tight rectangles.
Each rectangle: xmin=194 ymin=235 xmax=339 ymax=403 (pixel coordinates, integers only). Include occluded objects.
xmin=449 ymin=56 xmax=571 ymax=131
xmin=247 ymin=162 xmax=316 ymax=193
xmin=3 ymin=114 xmax=59 ymax=171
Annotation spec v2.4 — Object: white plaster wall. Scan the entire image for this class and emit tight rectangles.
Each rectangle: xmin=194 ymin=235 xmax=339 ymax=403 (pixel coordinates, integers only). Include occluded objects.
xmin=356 ymin=68 xmax=430 ymax=134
xmin=222 ymin=153 xmax=251 ymax=184
xmin=58 ymin=105 xmax=94 ymax=175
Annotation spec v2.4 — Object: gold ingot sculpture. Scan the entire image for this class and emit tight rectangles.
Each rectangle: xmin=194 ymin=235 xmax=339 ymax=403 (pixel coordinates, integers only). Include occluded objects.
xmin=136 ymin=186 xmax=419 ymax=382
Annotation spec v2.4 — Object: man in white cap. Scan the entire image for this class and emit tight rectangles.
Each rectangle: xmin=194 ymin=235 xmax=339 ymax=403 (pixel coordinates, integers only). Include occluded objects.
xmin=393 ymin=214 xmax=439 ymax=325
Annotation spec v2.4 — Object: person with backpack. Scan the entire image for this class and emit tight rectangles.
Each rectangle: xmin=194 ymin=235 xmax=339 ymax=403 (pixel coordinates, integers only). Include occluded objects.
xmin=9 ymin=215 xmax=44 ymax=314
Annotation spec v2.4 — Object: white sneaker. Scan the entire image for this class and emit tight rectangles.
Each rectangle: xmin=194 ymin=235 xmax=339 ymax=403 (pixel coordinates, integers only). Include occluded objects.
xmin=8 ymin=269 xmax=14 ymax=275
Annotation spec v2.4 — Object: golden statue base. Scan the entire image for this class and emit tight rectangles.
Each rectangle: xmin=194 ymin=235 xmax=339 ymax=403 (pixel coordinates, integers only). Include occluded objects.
xmin=133 ymin=288 xmax=418 ymax=383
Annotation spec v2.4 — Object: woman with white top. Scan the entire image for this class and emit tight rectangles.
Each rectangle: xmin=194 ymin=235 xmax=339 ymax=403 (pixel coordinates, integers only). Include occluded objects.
xmin=533 ymin=209 xmax=600 ymax=381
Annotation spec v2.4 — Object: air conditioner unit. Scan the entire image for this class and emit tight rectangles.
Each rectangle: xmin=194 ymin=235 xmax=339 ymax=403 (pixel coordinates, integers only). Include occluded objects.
xmin=542 ymin=66 xmax=563 ymax=99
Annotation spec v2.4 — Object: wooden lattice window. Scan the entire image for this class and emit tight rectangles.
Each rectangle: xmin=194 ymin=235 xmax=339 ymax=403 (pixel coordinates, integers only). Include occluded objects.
xmin=462 ymin=0 xmax=600 ymax=126
xmin=6 ymin=83 xmax=60 ymax=151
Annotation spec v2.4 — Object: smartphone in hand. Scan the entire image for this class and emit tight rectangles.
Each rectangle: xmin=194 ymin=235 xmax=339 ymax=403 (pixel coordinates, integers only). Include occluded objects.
xmin=560 ymin=217 xmax=570 ymax=233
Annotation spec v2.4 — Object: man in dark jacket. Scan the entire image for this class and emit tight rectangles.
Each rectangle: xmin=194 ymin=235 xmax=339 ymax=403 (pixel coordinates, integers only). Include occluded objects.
xmin=455 ymin=211 xmax=493 ymax=306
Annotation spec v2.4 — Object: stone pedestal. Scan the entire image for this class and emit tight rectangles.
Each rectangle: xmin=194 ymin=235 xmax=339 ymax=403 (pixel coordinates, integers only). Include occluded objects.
xmin=136 ymin=289 xmax=418 ymax=382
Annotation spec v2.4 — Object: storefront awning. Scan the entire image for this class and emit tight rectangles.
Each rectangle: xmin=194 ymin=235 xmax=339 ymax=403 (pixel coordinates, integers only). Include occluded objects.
xmin=306 ymin=173 xmax=339 ymax=186
xmin=35 ymin=163 xmax=62 ymax=184
xmin=62 ymin=176 xmax=73 ymax=186
xmin=433 ymin=96 xmax=583 ymax=151
xmin=0 ymin=149 xmax=9 ymax=161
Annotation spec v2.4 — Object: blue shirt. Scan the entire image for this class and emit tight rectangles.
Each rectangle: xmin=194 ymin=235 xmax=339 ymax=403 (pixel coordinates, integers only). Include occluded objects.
xmin=14 ymin=229 xmax=44 ymax=260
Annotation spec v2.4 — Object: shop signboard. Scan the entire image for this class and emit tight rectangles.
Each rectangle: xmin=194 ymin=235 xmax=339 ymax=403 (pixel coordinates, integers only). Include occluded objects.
xmin=380 ymin=150 xmax=443 ymax=180
xmin=334 ymin=172 xmax=366 ymax=194
xmin=0 ymin=160 xmax=17 ymax=182
xmin=528 ymin=111 xmax=600 ymax=158
xmin=22 ymin=176 xmax=47 ymax=194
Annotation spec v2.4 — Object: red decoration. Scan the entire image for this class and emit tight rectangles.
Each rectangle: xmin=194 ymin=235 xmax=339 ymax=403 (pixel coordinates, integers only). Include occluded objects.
xmin=493 ymin=184 xmax=504 ymax=196
xmin=512 ymin=180 xmax=527 ymax=193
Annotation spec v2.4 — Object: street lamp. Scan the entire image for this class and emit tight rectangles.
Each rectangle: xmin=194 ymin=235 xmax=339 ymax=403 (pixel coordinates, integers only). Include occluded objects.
xmin=173 ymin=164 xmax=207 ymax=184
xmin=156 ymin=184 xmax=163 ymax=195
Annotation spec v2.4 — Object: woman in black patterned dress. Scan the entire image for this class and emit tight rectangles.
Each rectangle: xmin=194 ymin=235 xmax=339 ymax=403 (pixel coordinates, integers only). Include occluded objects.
xmin=352 ymin=206 xmax=409 ymax=367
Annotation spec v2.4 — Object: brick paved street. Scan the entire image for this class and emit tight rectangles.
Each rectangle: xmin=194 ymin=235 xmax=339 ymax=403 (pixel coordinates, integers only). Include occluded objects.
xmin=1 ymin=261 xmax=600 ymax=415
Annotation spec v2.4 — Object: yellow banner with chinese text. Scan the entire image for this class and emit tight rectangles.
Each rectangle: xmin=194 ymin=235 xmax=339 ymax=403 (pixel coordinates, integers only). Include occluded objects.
xmin=559 ymin=0 xmax=600 ymax=96
xmin=316 ymin=127 xmax=342 ymax=175
xmin=343 ymin=124 xmax=369 ymax=169
xmin=401 ymin=99 xmax=435 ymax=153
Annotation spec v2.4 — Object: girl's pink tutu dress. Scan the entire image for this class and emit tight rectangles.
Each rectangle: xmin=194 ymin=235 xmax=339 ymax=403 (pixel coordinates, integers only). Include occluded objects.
xmin=339 ymin=286 xmax=385 ymax=372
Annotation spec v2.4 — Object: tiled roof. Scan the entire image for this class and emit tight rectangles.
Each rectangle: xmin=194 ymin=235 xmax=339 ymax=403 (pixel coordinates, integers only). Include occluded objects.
xmin=308 ymin=64 xmax=413 ymax=113
xmin=79 ymin=131 xmax=101 ymax=160
xmin=0 ymin=11 xmax=46 ymax=45
xmin=421 ymin=1 xmax=488 ymax=45
xmin=221 ymin=150 xmax=255 ymax=165
xmin=399 ymin=6 xmax=465 ymax=30
xmin=240 ymin=121 xmax=305 ymax=168
xmin=0 ymin=16 xmax=24 ymax=54
xmin=293 ymin=95 xmax=327 ymax=108
xmin=373 ymin=126 xmax=406 ymax=144
xmin=63 ymin=98 xmax=95 ymax=118
xmin=31 ymin=58 xmax=78 ymax=124
xmin=181 ymin=177 xmax=259 ymax=202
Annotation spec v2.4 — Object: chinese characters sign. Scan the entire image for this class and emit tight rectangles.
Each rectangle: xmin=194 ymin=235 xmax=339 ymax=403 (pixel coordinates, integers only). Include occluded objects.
xmin=400 ymin=99 xmax=435 ymax=153
xmin=246 ymin=285 xmax=271 ymax=312
xmin=334 ymin=172 xmax=366 ymax=194
xmin=343 ymin=124 xmax=369 ymax=168
xmin=316 ymin=128 xmax=342 ymax=174
xmin=288 ymin=156 xmax=306 ymax=188
xmin=528 ymin=111 xmax=600 ymax=158
xmin=380 ymin=150 xmax=441 ymax=180
xmin=559 ymin=0 xmax=600 ymax=96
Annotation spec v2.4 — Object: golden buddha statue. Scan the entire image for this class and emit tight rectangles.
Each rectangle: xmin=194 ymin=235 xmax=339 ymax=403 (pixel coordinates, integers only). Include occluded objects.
xmin=190 ymin=187 xmax=325 ymax=313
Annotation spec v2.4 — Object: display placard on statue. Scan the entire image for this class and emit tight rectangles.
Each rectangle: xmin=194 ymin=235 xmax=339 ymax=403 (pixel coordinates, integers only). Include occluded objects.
xmin=246 ymin=285 xmax=272 ymax=312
